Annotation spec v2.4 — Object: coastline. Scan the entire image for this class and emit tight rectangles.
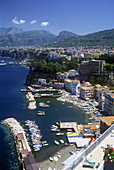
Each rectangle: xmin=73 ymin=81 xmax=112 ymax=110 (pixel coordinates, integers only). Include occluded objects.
xmin=57 ymin=90 xmax=98 ymax=115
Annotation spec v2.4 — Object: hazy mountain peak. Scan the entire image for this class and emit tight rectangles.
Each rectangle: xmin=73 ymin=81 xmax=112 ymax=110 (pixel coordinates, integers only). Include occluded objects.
xmin=0 ymin=27 xmax=23 ymax=36
xmin=57 ymin=31 xmax=78 ymax=41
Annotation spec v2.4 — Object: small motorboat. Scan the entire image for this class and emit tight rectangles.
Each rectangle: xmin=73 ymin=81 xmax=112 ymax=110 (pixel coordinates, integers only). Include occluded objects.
xmin=56 ymin=133 xmax=64 ymax=136
xmin=49 ymin=157 xmax=53 ymax=161
xmin=54 ymin=140 xmax=60 ymax=145
xmin=60 ymin=139 xmax=64 ymax=144
xmin=38 ymin=111 xmax=45 ymax=116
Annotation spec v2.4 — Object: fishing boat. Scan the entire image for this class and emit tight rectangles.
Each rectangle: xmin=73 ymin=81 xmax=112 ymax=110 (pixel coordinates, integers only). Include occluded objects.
xmin=42 ymin=143 xmax=49 ymax=146
xmin=51 ymin=129 xmax=60 ymax=132
xmin=39 ymin=102 xmax=50 ymax=108
xmin=60 ymin=139 xmax=64 ymax=144
xmin=38 ymin=111 xmax=45 ymax=116
xmin=56 ymin=122 xmax=60 ymax=126
xmin=56 ymin=133 xmax=64 ymax=136
xmin=42 ymin=140 xmax=48 ymax=144
xmin=54 ymin=140 xmax=60 ymax=145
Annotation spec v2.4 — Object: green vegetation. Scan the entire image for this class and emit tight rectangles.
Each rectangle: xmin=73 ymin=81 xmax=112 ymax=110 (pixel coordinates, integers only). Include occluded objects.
xmin=47 ymin=29 xmax=114 ymax=47
xmin=97 ymin=53 xmax=114 ymax=72
xmin=0 ymin=48 xmax=49 ymax=59
xmin=104 ymin=145 xmax=114 ymax=162
xmin=30 ymin=57 xmax=79 ymax=73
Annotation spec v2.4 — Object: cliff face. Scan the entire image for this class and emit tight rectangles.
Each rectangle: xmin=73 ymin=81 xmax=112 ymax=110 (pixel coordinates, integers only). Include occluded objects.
xmin=26 ymin=71 xmax=56 ymax=85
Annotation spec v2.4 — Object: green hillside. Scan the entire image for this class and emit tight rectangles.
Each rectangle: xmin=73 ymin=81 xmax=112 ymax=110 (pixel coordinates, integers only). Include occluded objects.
xmin=47 ymin=29 xmax=114 ymax=47
xmin=0 ymin=29 xmax=77 ymax=47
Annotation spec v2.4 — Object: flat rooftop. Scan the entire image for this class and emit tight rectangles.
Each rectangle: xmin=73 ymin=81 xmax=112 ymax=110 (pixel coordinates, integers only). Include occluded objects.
xmin=75 ymin=133 xmax=114 ymax=170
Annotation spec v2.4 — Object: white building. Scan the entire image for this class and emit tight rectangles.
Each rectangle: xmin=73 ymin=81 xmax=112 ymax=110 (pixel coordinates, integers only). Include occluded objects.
xmin=68 ymin=69 xmax=78 ymax=78
xmin=38 ymin=78 xmax=46 ymax=85
xmin=64 ymin=79 xmax=80 ymax=95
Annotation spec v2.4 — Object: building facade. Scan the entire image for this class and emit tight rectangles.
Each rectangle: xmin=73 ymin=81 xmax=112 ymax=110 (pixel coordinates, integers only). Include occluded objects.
xmin=53 ymin=82 xmax=64 ymax=89
xmin=79 ymin=60 xmax=105 ymax=74
xmin=64 ymin=79 xmax=80 ymax=95
xmin=80 ymin=86 xmax=94 ymax=100
xmin=104 ymin=91 xmax=114 ymax=116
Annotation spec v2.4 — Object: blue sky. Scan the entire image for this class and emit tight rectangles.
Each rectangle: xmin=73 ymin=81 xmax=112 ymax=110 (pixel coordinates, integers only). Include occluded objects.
xmin=0 ymin=0 xmax=114 ymax=35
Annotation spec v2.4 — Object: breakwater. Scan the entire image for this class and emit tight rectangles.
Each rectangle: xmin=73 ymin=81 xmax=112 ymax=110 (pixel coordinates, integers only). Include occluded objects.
xmin=2 ymin=118 xmax=39 ymax=170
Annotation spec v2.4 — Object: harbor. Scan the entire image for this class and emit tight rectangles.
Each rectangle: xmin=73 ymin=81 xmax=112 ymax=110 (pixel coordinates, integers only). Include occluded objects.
xmin=0 ymin=58 xmax=94 ymax=169
xmin=2 ymin=118 xmax=39 ymax=170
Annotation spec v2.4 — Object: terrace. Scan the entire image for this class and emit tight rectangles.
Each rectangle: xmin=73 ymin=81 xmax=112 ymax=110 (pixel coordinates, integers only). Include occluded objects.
xmin=62 ymin=124 xmax=114 ymax=170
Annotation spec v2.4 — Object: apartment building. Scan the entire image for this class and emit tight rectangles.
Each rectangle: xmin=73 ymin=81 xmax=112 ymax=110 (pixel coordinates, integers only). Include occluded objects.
xmin=94 ymin=84 xmax=102 ymax=100
xmin=80 ymin=86 xmax=94 ymax=100
xmin=104 ymin=90 xmax=114 ymax=116
xmin=64 ymin=79 xmax=80 ymax=95
xmin=79 ymin=60 xmax=105 ymax=74
xmin=99 ymin=116 xmax=114 ymax=133
xmin=98 ymin=86 xmax=109 ymax=111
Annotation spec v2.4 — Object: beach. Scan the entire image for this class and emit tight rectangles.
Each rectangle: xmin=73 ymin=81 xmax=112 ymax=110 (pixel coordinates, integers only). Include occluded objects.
xmin=38 ymin=144 xmax=77 ymax=170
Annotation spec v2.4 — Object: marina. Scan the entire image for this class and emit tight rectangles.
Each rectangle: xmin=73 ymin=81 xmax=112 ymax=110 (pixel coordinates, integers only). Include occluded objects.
xmin=2 ymin=118 xmax=39 ymax=170
xmin=25 ymin=120 xmax=43 ymax=151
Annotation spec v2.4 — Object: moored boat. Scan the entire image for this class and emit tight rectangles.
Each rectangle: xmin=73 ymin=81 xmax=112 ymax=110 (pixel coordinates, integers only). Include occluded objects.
xmin=39 ymin=102 xmax=50 ymax=108
xmin=60 ymin=139 xmax=64 ymax=144
xmin=56 ymin=132 xmax=64 ymax=136
xmin=42 ymin=143 xmax=49 ymax=146
xmin=54 ymin=140 xmax=60 ymax=145
xmin=38 ymin=111 xmax=45 ymax=116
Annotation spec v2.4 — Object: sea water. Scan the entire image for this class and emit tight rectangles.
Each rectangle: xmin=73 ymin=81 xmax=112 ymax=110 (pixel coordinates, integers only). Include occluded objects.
xmin=0 ymin=57 xmax=88 ymax=169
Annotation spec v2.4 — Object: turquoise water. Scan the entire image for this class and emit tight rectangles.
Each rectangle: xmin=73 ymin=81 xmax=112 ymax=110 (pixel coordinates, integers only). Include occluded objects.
xmin=0 ymin=57 xmax=88 ymax=169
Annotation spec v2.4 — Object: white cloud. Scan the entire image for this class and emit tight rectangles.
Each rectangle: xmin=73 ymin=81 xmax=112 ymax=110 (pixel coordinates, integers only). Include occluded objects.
xmin=41 ymin=21 xmax=49 ymax=27
xmin=30 ymin=20 xmax=37 ymax=24
xmin=12 ymin=17 xmax=25 ymax=24
xmin=20 ymin=19 xmax=25 ymax=24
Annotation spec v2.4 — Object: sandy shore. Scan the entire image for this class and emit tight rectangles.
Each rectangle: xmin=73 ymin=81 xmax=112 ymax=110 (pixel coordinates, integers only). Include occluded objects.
xmin=38 ymin=144 xmax=77 ymax=170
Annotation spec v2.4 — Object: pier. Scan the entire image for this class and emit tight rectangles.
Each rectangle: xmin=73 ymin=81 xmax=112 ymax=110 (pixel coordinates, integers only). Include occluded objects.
xmin=2 ymin=118 xmax=39 ymax=170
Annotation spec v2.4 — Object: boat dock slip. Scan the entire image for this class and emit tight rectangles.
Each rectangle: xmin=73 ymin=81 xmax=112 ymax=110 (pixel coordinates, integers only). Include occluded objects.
xmin=60 ymin=122 xmax=79 ymax=134
xmin=27 ymin=86 xmax=59 ymax=92
xmin=2 ymin=118 xmax=39 ymax=169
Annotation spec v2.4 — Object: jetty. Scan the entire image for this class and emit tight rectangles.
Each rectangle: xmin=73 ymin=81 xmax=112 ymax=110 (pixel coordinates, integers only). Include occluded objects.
xmin=2 ymin=118 xmax=39 ymax=170
xmin=26 ymin=92 xmax=37 ymax=110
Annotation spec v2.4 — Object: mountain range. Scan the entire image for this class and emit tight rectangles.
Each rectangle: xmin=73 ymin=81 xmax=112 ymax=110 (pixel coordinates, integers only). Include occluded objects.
xmin=49 ymin=29 xmax=114 ymax=48
xmin=0 ymin=27 xmax=78 ymax=47
xmin=0 ymin=27 xmax=114 ymax=47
